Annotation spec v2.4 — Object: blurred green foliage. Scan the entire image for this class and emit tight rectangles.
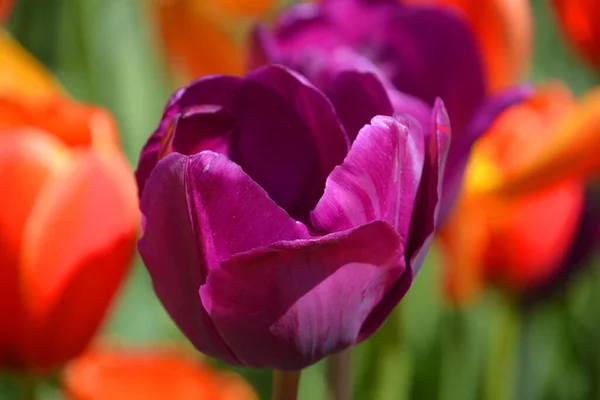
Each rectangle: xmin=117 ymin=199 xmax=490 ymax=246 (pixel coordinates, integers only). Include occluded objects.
xmin=3 ymin=0 xmax=600 ymax=399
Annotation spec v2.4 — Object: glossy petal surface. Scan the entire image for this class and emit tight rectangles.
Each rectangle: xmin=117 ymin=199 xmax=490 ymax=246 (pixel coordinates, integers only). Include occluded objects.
xmin=200 ymin=221 xmax=403 ymax=370
xmin=139 ymin=152 xmax=310 ymax=364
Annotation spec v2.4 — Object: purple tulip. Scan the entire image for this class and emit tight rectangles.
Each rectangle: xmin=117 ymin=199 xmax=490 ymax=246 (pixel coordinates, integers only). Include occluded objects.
xmin=136 ymin=65 xmax=450 ymax=370
xmin=251 ymin=0 xmax=532 ymax=221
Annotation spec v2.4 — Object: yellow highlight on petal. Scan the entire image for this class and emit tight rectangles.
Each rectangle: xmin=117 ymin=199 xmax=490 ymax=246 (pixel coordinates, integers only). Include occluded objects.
xmin=0 ymin=30 xmax=62 ymax=99
xmin=464 ymin=151 xmax=503 ymax=195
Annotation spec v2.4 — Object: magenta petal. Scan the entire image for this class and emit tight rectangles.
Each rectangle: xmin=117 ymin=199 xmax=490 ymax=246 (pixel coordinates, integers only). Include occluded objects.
xmin=310 ymin=114 xmax=425 ymax=240
xmin=373 ymin=6 xmax=485 ymax=138
xmin=199 ymin=221 xmax=404 ymax=370
xmin=324 ymin=70 xmax=394 ymax=142
xmin=135 ymin=76 xmax=243 ymax=196
xmin=139 ymin=152 xmax=309 ymax=363
xmin=232 ymin=65 xmax=349 ymax=221
xmin=171 ymin=106 xmax=236 ymax=156
xmin=407 ymin=99 xmax=451 ymax=272
xmin=388 ymin=89 xmax=432 ymax=135
xmin=135 ymin=87 xmax=184 ymax=196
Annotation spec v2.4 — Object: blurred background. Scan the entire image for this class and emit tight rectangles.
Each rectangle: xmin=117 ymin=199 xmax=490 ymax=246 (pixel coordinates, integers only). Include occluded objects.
xmin=1 ymin=0 xmax=600 ymax=399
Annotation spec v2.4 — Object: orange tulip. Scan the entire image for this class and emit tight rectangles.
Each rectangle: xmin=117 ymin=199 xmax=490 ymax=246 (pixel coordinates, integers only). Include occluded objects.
xmin=494 ymin=87 xmax=600 ymax=196
xmin=552 ymin=0 xmax=600 ymax=70
xmin=439 ymin=86 xmax=586 ymax=304
xmin=0 ymin=32 xmax=138 ymax=372
xmin=404 ymin=0 xmax=532 ymax=91
xmin=0 ymin=0 xmax=12 ymax=22
xmin=64 ymin=348 xmax=258 ymax=400
xmin=152 ymin=0 xmax=276 ymax=80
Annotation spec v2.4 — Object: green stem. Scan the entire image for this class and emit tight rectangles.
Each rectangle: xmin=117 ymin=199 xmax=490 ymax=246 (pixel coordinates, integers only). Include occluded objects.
xmin=439 ymin=307 xmax=472 ymax=400
xmin=328 ymin=350 xmax=352 ymax=400
xmin=272 ymin=370 xmax=301 ymax=400
xmin=516 ymin=305 xmax=532 ymax=400
xmin=484 ymin=298 xmax=518 ymax=400
xmin=15 ymin=374 xmax=37 ymax=400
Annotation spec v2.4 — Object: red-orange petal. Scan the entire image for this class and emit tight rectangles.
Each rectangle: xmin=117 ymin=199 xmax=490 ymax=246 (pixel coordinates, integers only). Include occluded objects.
xmin=552 ymin=0 xmax=600 ymax=70
xmin=485 ymin=181 xmax=585 ymax=293
xmin=471 ymin=85 xmax=575 ymax=195
xmin=64 ymin=348 xmax=258 ymax=400
xmin=497 ymin=87 xmax=600 ymax=195
xmin=18 ymin=150 xmax=138 ymax=371
xmin=0 ymin=95 xmax=120 ymax=151
xmin=214 ymin=0 xmax=275 ymax=16
xmin=438 ymin=195 xmax=490 ymax=305
xmin=0 ymin=0 xmax=12 ymax=22
xmin=155 ymin=0 xmax=244 ymax=78
xmin=0 ymin=129 xmax=69 ymax=365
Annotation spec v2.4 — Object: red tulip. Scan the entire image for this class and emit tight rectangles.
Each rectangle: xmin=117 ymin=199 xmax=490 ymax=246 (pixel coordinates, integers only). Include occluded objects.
xmin=0 ymin=32 xmax=138 ymax=373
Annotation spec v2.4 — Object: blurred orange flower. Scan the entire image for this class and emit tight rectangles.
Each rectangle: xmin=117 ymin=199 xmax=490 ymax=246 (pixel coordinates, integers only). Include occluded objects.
xmin=64 ymin=348 xmax=258 ymax=400
xmin=152 ymin=0 xmax=276 ymax=80
xmin=0 ymin=32 xmax=138 ymax=372
xmin=0 ymin=0 xmax=12 ymax=22
xmin=439 ymin=86 xmax=586 ymax=304
xmin=404 ymin=0 xmax=532 ymax=91
xmin=552 ymin=0 xmax=600 ymax=70
xmin=495 ymin=87 xmax=600 ymax=196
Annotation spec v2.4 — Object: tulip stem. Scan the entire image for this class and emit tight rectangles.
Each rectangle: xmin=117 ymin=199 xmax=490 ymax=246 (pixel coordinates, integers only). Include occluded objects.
xmin=328 ymin=350 xmax=352 ymax=400
xmin=484 ymin=297 xmax=518 ymax=400
xmin=15 ymin=374 xmax=37 ymax=400
xmin=271 ymin=369 xmax=301 ymax=400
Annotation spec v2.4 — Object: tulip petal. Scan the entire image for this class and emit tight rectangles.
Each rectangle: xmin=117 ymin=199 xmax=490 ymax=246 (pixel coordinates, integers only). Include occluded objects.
xmin=139 ymin=152 xmax=310 ymax=364
xmin=0 ymin=31 xmax=61 ymax=99
xmin=489 ymin=181 xmax=585 ymax=293
xmin=200 ymin=221 xmax=404 ymax=370
xmin=19 ymin=151 xmax=138 ymax=370
xmin=291 ymin=0 xmax=484 ymax=137
xmin=156 ymin=0 xmax=244 ymax=77
xmin=310 ymin=115 xmax=425 ymax=241
xmin=170 ymin=106 xmax=236 ymax=157
xmin=64 ymin=348 xmax=258 ymax=400
xmin=232 ymin=65 xmax=349 ymax=221
xmin=376 ymin=5 xmax=485 ymax=137
xmin=497 ymin=87 xmax=600 ymax=195
xmin=324 ymin=70 xmax=394 ymax=142
xmin=522 ymin=191 xmax=600 ymax=304
xmin=0 ymin=0 xmax=12 ymax=22
xmin=407 ymin=99 xmax=450 ymax=270
xmin=357 ymin=100 xmax=450 ymax=337
xmin=135 ymin=76 xmax=242 ymax=195
xmin=0 ymin=130 xmax=68 ymax=364
xmin=440 ymin=84 xmax=533 ymax=221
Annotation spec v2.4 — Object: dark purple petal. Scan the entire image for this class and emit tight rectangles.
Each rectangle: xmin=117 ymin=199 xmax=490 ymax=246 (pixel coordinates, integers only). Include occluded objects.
xmin=310 ymin=115 xmax=425 ymax=242
xmin=324 ymin=70 xmax=394 ymax=142
xmin=135 ymin=87 xmax=184 ymax=196
xmin=375 ymin=6 xmax=485 ymax=138
xmin=135 ymin=76 xmax=243 ymax=196
xmin=261 ymin=1 xmax=485 ymax=141
xmin=170 ymin=106 xmax=236 ymax=156
xmin=199 ymin=221 xmax=404 ymax=370
xmin=439 ymin=84 xmax=534 ymax=223
xmin=176 ymin=75 xmax=243 ymax=111
xmin=232 ymin=65 xmax=349 ymax=222
xmin=407 ymin=99 xmax=451 ymax=272
xmin=138 ymin=152 xmax=309 ymax=363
